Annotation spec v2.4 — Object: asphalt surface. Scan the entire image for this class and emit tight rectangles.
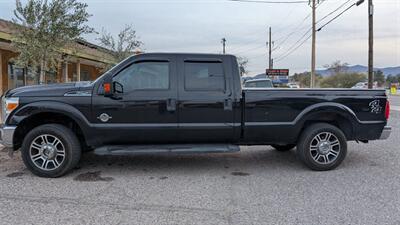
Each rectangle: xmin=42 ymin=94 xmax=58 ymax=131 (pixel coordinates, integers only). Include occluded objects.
xmin=0 ymin=97 xmax=399 ymax=225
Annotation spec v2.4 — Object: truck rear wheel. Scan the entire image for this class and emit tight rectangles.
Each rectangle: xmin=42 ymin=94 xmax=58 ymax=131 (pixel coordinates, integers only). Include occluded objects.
xmin=297 ymin=123 xmax=347 ymax=171
xmin=21 ymin=124 xmax=81 ymax=178
xmin=271 ymin=144 xmax=296 ymax=152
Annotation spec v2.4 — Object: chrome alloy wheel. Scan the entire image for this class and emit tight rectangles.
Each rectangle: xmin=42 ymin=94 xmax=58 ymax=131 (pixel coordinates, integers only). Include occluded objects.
xmin=29 ymin=134 xmax=65 ymax=171
xmin=309 ymin=132 xmax=340 ymax=164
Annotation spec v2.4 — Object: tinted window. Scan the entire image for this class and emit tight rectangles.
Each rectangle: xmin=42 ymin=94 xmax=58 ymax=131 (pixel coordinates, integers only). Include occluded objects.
xmin=113 ymin=61 xmax=169 ymax=92
xmin=184 ymin=61 xmax=225 ymax=91
xmin=245 ymin=80 xmax=273 ymax=88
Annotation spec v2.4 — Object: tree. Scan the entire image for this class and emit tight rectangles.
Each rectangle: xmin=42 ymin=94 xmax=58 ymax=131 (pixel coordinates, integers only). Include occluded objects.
xmin=373 ymin=70 xmax=385 ymax=87
xmin=320 ymin=73 xmax=366 ymax=88
xmin=237 ymin=56 xmax=248 ymax=76
xmin=98 ymin=24 xmax=143 ymax=66
xmin=386 ymin=74 xmax=400 ymax=84
xmin=292 ymin=72 xmax=322 ymax=87
xmin=323 ymin=60 xmax=349 ymax=75
xmin=12 ymin=0 xmax=94 ymax=84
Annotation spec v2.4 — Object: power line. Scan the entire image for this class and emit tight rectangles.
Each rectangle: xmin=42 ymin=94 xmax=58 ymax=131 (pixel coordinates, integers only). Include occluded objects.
xmin=273 ymin=14 xmax=311 ymax=50
xmin=275 ymin=33 xmax=312 ymax=62
xmin=317 ymin=0 xmax=352 ymax=23
xmin=232 ymin=43 xmax=266 ymax=55
xmin=274 ymin=0 xmax=358 ymax=63
xmin=317 ymin=0 xmax=364 ymax=31
xmin=274 ymin=25 xmax=312 ymax=59
xmin=229 ymin=0 xmax=308 ymax=3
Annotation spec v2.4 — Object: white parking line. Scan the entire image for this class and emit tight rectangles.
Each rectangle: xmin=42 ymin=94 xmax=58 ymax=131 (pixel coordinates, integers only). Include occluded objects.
xmin=392 ymin=105 xmax=400 ymax=111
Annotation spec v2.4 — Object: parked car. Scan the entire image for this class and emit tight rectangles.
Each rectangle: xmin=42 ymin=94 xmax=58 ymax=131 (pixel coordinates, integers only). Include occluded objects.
xmin=288 ymin=83 xmax=300 ymax=88
xmin=0 ymin=53 xmax=391 ymax=177
xmin=244 ymin=78 xmax=274 ymax=88
xmin=352 ymin=82 xmax=378 ymax=89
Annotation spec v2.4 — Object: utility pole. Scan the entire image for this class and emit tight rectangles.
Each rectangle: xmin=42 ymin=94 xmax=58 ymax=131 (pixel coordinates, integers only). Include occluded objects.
xmin=268 ymin=27 xmax=272 ymax=69
xmin=221 ymin=38 xmax=226 ymax=54
xmin=368 ymin=0 xmax=374 ymax=89
xmin=310 ymin=0 xmax=317 ymax=88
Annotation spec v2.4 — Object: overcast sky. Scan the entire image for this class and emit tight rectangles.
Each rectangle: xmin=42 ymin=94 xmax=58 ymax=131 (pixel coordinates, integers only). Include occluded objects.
xmin=0 ymin=0 xmax=399 ymax=75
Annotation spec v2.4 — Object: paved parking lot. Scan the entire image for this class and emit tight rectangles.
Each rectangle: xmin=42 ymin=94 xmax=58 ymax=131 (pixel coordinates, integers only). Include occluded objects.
xmin=0 ymin=101 xmax=399 ymax=225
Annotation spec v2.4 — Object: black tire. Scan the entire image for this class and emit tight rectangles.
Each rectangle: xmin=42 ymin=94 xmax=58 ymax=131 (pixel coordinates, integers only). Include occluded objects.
xmin=271 ymin=144 xmax=296 ymax=152
xmin=297 ymin=123 xmax=347 ymax=171
xmin=21 ymin=124 xmax=81 ymax=178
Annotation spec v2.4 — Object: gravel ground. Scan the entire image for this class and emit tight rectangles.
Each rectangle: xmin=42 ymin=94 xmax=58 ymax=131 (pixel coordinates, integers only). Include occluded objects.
xmin=0 ymin=111 xmax=399 ymax=225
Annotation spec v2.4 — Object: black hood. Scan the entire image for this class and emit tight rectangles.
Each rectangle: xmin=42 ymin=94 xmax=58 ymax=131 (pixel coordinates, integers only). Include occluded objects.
xmin=5 ymin=82 xmax=93 ymax=97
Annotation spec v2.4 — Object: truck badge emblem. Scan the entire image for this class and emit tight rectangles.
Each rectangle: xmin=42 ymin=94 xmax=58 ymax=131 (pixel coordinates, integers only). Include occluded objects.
xmin=369 ymin=100 xmax=382 ymax=114
xmin=97 ymin=113 xmax=112 ymax=122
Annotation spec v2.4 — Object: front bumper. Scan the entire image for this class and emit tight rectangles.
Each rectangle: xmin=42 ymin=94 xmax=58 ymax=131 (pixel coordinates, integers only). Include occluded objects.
xmin=0 ymin=125 xmax=16 ymax=148
xmin=379 ymin=126 xmax=392 ymax=140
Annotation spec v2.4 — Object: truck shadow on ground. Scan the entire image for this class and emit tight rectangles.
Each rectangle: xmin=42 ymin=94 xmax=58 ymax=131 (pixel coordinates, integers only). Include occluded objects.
xmin=70 ymin=145 xmax=376 ymax=180
xmin=75 ymin=147 xmax=305 ymax=175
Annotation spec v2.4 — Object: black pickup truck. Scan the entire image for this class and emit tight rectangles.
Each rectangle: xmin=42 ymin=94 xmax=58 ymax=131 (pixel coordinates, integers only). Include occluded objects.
xmin=0 ymin=53 xmax=391 ymax=177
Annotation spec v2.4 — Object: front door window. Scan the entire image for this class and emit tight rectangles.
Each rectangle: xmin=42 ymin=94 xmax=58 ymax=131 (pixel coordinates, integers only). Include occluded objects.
xmin=113 ymin=61 xmax=169 ymax=92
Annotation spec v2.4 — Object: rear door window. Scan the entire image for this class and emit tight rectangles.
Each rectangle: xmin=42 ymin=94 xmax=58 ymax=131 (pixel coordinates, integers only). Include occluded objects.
xmin=184 ymin=61 xmax=225 ymax=91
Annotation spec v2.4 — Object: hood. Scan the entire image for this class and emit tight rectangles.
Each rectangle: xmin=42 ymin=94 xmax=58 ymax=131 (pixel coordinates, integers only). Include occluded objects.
xmin=5 ymin=82 xmax=93 ymax=97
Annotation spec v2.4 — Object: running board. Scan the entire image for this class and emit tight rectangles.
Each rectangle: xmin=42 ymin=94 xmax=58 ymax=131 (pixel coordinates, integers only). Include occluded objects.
xmin=94 ymin=144 xmax=240 ymax=156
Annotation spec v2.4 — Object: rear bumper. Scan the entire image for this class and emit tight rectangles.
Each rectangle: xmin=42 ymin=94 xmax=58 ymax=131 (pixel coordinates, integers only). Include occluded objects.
xmin=0 ymin=124 xmax=16 ymax=148
xmin=379 ymin=126 xmax=392 ymax=140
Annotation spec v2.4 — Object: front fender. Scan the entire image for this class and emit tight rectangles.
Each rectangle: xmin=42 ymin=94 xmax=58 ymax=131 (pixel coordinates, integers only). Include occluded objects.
xmin=8 ymin=101 xmax=92 ymax=141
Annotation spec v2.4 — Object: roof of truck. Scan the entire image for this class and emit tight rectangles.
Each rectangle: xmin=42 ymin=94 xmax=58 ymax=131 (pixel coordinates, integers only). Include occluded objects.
xmin=135 ymin=52 xmax=236 ymax=57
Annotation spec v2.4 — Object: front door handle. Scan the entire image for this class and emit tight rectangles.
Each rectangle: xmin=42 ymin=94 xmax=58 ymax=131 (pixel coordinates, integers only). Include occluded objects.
xmin=166 ymin=98 xmax=177 ymax=112
xmin=224 ymin=98 xmax=233 ymax=111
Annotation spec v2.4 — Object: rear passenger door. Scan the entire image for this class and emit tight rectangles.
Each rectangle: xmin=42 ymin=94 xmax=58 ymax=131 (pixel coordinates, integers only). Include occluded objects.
xmin=176 ymin=56 xmax=235 ymax=143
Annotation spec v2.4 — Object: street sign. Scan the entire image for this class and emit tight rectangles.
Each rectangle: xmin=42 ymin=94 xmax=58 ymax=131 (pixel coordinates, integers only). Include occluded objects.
xmin=266 ymin=69 xmax=289 ymax=76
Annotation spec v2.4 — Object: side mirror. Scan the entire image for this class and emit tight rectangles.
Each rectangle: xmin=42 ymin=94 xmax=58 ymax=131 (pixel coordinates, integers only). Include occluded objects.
xmin=103 ymin=74 xmax=114 ymax=97
xmin=114 ymin=81 xmax=124 ymax=94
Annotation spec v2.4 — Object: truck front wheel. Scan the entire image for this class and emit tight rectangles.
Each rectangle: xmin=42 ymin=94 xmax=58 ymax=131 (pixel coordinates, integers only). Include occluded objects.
xmin=21 ymin=124 xmax=81 ymax=178
xmin=297 ymin=123 xmax=347 ymax=171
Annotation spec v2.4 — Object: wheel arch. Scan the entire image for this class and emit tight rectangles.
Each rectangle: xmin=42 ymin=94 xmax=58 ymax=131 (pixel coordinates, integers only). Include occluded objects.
xmin=294 ymin=102 xmax=359 ymax=141
xmin=10 ymin=101 xmax=91 ymax=150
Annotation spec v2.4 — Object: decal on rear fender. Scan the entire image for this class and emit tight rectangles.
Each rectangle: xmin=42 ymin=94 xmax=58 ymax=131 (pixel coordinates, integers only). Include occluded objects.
xmin=369 ymin=100 xmax=382 ymax=114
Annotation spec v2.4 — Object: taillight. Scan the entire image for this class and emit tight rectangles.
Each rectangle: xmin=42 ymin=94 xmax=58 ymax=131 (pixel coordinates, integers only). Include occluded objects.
xmin=385 ymin=100 xmax=390 ymax=120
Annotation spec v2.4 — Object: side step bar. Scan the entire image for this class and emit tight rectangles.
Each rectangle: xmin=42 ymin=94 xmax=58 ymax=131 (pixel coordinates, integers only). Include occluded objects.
xmin=95 ymin=144 xmax=240 ymax=156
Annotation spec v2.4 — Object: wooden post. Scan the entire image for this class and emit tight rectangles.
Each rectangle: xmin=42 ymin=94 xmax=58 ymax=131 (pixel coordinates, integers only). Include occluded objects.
xmin=76 ymin=60 xmax=81 ymax=82
xmin=268 ymin=27 xmax=272 ymax=69
xmin=0 ymin=51 xmax=3 ymax=96
xmin=64 ymin=61 xmax=68 ymax=82
xmin=368 ymin=0 xmax=374 ymax=89
xmin=310 ymin=0 xmax=316 ymax=88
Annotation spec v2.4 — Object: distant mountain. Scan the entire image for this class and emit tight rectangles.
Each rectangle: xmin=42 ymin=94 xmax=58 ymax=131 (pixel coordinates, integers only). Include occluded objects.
xmin=316 ymin=65 xmax=400 ymax=77
xmin=243 ymin=65 xmax=400 ymax=80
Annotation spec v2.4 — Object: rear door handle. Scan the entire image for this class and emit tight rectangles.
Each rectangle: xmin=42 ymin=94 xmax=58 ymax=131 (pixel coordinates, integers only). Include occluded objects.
xmin=166 ymin=98 xmax=177 ymax=112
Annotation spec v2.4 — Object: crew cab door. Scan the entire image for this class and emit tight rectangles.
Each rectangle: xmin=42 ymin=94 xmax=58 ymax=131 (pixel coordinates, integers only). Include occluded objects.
xmin=176 ymin=55 xmax=236 ymax=142
xmin=91 ymin=55 xmax=178 ymax=144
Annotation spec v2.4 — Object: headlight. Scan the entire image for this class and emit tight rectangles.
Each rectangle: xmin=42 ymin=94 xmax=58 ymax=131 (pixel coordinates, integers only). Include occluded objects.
xmin=2 ymin=97 xmax=19 ymax=123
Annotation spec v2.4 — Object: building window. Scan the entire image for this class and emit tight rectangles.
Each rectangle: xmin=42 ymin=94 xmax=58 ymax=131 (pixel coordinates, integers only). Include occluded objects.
xmin=81 ymin=69 xmax=91 ymax=81
xmin=26 ymin=68 xmax=39 ymax=86
xmin=8 ymin=63 xmax=27 ymax=89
